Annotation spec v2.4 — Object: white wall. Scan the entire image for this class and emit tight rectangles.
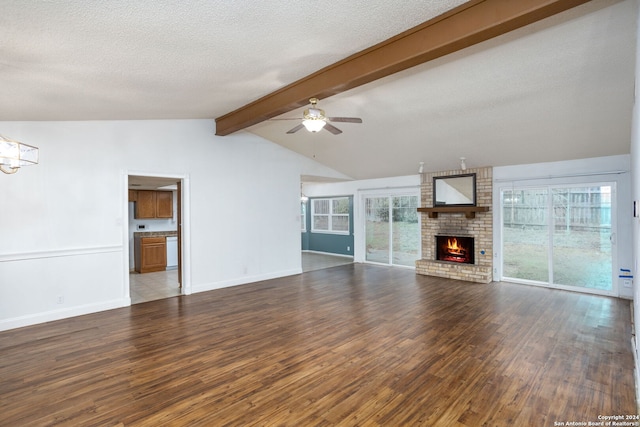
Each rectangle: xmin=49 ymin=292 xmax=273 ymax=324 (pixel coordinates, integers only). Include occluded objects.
xmin=0 ymin=119 xmax=349 ymax=330
xmin=630 ymin=0 xmax=640 ymax=397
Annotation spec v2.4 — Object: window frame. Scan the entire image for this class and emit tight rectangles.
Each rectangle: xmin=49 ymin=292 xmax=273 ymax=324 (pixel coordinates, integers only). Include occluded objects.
xmin=496 ymin=179 xmax=617 ymax=297
xmin=311 ymin=197 xmax=350 ymax=235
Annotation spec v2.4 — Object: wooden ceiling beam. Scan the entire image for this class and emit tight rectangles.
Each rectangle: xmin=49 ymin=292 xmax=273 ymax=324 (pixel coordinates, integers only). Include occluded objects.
xmin=215 ymin=0 xmax=591 ymax=136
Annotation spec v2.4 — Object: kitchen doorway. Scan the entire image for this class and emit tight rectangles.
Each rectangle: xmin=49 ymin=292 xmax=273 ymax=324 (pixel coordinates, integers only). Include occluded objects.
xmin=127 ymin=174 xmax=187 ymax=304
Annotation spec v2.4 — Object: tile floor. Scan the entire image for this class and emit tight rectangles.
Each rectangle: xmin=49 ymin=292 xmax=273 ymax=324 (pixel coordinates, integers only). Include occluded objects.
xmin=302 ymin=252 xmax=353 ymax=272
xmin=129 ymin=253 xmax=354 ymax=304
xmin=130 ymin=269 xmax=181 ymax=304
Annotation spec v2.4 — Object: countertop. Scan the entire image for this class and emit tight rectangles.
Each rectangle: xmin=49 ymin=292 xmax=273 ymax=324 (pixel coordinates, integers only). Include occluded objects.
xmin=134 ymin=230 xmax=178 ymax=238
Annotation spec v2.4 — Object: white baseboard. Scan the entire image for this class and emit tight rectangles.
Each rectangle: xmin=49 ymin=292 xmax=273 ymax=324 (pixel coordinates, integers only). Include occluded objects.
xmin=191 ymin=268 xmax=302 ymax=294
xmin=0 ymin=298 xmax=130 ymax=332
xmin=302 ymin=250 xmax=354 ymax=259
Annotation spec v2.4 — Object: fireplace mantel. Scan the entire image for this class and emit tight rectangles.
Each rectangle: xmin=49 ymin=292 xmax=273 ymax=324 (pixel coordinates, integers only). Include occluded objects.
xmin=417 ymin=206 xmax=489 ymax=219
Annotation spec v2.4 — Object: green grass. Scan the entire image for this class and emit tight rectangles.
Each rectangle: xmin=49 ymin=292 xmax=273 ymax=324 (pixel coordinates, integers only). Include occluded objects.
xmin=503 ymin=226 xmax=612 ymax=290
xmin=365 ymin=220 xmax=420 ymax=266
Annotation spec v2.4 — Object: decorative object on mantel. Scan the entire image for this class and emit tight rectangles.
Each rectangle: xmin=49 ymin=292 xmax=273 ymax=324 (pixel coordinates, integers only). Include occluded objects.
xmin=0 ymin=134 xmax=39 ymax=174
xmin=418 ymin=162 xmax=424 ymax=174
xmin=460 ymin=157 xmax=466 ymax=171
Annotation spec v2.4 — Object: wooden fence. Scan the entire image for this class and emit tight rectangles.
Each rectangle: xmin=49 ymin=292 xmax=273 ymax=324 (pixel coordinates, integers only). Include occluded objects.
xmin=503 ymin=188 xmax=611 ymax=230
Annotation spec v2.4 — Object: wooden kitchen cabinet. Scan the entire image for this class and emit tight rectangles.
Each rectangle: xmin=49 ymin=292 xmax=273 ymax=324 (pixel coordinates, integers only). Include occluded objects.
xmin=155 ymin=191 xmax=173 ymax=218
xmin=135 ymin=191 xmax=156 ymax=219
xmin=134 ymin=236 xmax=167 ymax=273
xmin=133 ymin=190 xmax=173 ymax=219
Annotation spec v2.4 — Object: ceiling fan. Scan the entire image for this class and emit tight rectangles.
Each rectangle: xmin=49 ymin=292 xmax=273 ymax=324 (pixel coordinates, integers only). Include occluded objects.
xmin=274 ymin=98 xmax=363 ymax=135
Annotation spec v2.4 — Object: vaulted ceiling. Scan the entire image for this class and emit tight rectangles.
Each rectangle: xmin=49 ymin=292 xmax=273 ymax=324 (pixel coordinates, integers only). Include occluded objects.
xmin=2 ymin=0 xmax=636 ymax=180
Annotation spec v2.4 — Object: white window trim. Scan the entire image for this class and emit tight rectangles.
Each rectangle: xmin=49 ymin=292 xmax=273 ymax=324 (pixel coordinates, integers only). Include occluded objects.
xmin=301 ymin=202 xmax=307 ymax=233
xmin=311 ymin=197 xmax=350 ymax=235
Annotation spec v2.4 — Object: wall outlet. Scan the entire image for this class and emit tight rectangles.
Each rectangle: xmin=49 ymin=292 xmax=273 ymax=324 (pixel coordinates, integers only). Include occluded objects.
xmin=347 ymin=246 xmax=351 ymax=251
xmin=624 ymin=280 xmax=632 ymax=288
xmin=57 ymin=295 xmax=64 ymax=304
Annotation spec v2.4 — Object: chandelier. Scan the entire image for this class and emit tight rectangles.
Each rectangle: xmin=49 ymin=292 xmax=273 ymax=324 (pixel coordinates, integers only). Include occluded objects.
xmin=0 ymin=134 xmax=39 ymax=174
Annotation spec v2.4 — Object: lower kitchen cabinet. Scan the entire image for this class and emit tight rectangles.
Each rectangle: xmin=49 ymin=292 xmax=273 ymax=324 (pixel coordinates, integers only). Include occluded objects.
xmin=134 ymin=236 xmax=167 ymax=273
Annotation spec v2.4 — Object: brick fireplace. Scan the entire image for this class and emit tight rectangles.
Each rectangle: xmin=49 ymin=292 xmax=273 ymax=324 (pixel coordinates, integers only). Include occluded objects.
xmin=415 ymin=167 xmax=493 ymax=283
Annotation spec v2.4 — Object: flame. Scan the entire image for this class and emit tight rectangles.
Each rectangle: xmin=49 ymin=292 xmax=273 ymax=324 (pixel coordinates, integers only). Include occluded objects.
xmin=438 ymin=236 xmax=472 ymax=263
xmin=446 ymin=238 xmax=465 ymax=255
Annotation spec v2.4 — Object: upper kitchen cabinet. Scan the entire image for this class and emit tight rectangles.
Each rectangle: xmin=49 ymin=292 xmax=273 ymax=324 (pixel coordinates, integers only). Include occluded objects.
xmin=155 ymin=191 xmax=173 ymax=218
xmin=133 ymin=190 xmax=173 ymax=219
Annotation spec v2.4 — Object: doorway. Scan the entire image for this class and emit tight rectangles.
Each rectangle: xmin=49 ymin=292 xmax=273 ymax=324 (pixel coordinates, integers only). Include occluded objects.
xmin=127 ymin=174 xmax=185 ymax=304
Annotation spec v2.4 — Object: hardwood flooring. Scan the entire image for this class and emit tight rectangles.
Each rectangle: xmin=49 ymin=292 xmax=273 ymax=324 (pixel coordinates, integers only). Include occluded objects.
xmin=0 ymin=264 xmax=636 ymax=426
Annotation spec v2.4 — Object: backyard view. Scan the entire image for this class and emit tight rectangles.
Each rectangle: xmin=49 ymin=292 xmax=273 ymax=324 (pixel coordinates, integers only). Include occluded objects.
xmin=502 ymin=186 xmax=612 ymax=291
xmin=365 ymin=195 xmax=420 ymax=266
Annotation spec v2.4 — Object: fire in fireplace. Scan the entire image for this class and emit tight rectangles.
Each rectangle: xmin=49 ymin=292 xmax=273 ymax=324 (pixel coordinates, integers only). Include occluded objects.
xmin=436 ymin=235 xmax=474 ymax=264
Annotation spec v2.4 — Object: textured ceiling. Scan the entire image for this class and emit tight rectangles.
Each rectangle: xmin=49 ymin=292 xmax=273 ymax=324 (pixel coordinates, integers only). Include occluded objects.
xmin=1 ymin=0 xmax=636 ymax=180
xmin=1 ymin=0 xmax=467 ymax=121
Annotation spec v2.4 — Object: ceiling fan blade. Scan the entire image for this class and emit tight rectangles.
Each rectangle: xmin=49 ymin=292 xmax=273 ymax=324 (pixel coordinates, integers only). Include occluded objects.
xmin=327 ymin=117 xmax=362 ymax=123
xmin=286 ymin=124 xmax=305 ymax=134
xmin=323 ymin=123 xmax=343 ymax=135
xmin=270 ymin=118 xmax=301 ymax=120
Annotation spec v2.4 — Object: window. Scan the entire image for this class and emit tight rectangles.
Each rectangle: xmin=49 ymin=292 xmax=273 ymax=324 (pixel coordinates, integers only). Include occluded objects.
xmin=311 ymin=197 xmax=350 ymax=234
xmin=501 ymin=183 xmax=614 ymax=294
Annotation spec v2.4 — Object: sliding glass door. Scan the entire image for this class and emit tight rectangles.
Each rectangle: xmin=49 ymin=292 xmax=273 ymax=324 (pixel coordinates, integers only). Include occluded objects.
xmin=502 ymin=184 xmax=613 ymax=293
xmin=364 ymin=194 xmax=420 ymax=267
xmin=365 ymin=197 xmax=390 ymax=264
xmin=551 ymin=186 xmax=612 ymax=290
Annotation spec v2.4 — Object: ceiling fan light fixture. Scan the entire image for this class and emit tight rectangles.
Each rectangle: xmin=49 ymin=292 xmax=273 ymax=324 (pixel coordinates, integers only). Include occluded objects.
xmin=283 ymin=98 xmax=360 ymax=135
xmin=302 ymin=102 xmax=327 ymax=132
xmin=302 ymin=118 xmax=326 ymax=132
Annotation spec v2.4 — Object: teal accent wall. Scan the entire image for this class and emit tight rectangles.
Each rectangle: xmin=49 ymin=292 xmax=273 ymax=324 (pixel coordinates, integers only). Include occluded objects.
xmin=301 ymin=196 xmax=354 ymax=256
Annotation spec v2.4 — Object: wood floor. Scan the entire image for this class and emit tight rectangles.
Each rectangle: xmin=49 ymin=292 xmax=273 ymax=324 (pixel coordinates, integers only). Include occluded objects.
xmin=0 ymin=264 xmax=636 ymax=426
